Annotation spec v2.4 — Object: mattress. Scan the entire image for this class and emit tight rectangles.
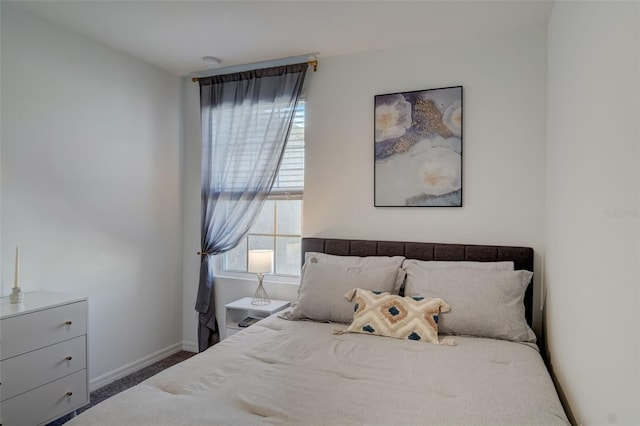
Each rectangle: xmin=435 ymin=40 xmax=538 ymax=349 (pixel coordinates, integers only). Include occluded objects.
xmin=69 ymin=313 xmax=569 ymax=425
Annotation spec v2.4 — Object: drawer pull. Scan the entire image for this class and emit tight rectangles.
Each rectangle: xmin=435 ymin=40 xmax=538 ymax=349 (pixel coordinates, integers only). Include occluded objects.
xmin=66 ymin=391 xmax=73 ymax=397
xmin=66 ymin=356 xmax=73 ymax=361
xmin=65 ymin=321 xmax=73 ymax=325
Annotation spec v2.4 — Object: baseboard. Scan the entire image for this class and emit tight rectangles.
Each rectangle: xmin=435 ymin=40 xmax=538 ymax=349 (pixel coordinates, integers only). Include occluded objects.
xmin=182 ymin=340 xmax=198 ymax=353
xmin=89 ymin=342 xmax=184 ymax=392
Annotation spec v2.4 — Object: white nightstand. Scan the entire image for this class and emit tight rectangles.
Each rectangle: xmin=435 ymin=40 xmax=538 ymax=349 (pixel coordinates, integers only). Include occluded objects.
xmin=224 ymin=297 xmax=290 ymax=339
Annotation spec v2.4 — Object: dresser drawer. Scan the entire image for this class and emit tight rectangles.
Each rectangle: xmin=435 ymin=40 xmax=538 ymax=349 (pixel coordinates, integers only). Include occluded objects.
xmin=0 ymin=369 xmax=88 ymax=426
xmin=0 ymin=301 xmax=87 ymax=360
xmin=1 ymin=335 xmax=87 ymax=401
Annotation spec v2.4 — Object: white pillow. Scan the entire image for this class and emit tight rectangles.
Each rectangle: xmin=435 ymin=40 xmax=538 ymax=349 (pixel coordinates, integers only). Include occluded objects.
xmin=290 ymin=262 xmax=403 ymax=323
xmin=402 ymin=259 xmax=514 ymax=272
xmin=304 ymin=252 xmax=406 ymax=293
xmin=405 ymin=267 xmax=535 ymax=343
xmin=304 ymin=252 xmax=406 ymax=268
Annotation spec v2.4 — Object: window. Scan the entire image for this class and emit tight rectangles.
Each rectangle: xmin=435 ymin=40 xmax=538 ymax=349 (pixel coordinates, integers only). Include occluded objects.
xmin=221 ymin=101 xmax=304 ymax=276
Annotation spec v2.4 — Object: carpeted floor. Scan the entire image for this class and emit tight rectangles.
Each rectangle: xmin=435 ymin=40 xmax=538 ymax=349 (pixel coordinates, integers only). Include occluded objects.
xmin=47 ymin=350 xmax=197 ymax=426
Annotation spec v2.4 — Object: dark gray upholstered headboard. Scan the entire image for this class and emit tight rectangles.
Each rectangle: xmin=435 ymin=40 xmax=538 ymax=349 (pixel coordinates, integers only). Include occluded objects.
xmin=301 ymin=237 xmax=535 ymax=327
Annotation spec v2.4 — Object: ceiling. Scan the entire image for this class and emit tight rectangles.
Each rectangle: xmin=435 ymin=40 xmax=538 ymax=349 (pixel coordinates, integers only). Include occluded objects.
xmin=9 ymin=0 xmax=553 ymax=76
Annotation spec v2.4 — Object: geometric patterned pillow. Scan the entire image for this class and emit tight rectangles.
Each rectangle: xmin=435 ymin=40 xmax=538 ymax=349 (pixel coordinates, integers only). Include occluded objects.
xmin=344 ymin=288 xmax=450 ymax=344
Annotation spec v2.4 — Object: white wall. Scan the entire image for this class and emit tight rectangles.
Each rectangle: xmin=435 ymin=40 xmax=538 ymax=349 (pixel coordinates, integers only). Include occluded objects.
xmin=546 ymin=2 xmax=639 ymax=424
xmin=305 ymin=31 xmax=546 ymax=250
xmin=181 ymin=78 xmax=202 ymax=351
xmin=0 ymin=4 xmax=184 ymax=387
xmin=181 ymin=28 xmax=548 ymax=345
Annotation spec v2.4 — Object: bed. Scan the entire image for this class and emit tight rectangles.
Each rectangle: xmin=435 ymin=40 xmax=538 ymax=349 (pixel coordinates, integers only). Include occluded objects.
xmin=69 ymin=238 xmax=569 ymax=425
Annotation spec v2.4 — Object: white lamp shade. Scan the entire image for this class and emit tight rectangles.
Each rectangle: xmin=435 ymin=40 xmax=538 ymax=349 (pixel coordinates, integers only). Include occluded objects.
xmin=248 ymin=250 xmax=273 ymax=274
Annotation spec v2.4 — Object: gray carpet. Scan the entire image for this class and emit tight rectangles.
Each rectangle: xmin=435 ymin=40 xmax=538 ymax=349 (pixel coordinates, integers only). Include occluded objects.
xmin=47 ymin=350 xmax=197 ymax=426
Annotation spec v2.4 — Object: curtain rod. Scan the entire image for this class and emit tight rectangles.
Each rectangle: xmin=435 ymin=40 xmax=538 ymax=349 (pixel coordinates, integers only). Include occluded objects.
xmin=191 ymin=60 xmax=317 ymax=83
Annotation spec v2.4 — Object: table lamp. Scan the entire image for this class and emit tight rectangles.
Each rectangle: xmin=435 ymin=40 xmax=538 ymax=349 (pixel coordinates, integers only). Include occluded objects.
xmin=248 ymin=249 xmax=273 ymax=306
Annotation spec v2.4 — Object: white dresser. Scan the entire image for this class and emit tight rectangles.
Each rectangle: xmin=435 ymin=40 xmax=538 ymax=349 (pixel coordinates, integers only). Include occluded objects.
xmin=0 ymin=292 xmax=89 ymax=426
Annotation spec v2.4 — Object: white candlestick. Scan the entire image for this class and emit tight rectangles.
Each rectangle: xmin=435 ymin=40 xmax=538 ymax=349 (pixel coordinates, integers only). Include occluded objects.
xmin=14 ymin=246 xmax=20 ymax=288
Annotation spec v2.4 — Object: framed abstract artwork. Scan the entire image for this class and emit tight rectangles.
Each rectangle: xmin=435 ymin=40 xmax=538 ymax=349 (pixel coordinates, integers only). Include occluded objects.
xmin=374 ymin=86 xmax=462 ymax=207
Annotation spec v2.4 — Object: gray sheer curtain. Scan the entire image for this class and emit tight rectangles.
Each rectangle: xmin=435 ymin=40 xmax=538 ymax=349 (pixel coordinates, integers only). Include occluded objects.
xmin=196 ymin=63 xmax=308 ymax=352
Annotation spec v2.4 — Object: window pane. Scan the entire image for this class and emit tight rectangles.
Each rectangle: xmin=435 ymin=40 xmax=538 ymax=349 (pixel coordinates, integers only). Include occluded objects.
xmin=276 ymin=237 xmax=301 ymax=275
xmin=273 ymin=102 xmax=304 ymax=192
xmin=248 ymin=235 xmax=274 ymax=253
xmin=276 ymin=200 xmax=302 ymax=235
xmin=224 ymin=237 xmax=247 ymax=272
xmin=250 ymin=200 xmax=275 ymax=234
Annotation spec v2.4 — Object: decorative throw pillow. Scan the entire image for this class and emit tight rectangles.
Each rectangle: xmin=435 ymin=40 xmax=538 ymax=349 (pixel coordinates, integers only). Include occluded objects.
xmin=343 ymin=288 xmax=450 ymax=344
xmin=289 ymin=262 xmax=403 ymax=323
xmin=303 ymin=252 xmax=406 ymax=294
xmin=404 ymin=268 xmax=536 ymax=343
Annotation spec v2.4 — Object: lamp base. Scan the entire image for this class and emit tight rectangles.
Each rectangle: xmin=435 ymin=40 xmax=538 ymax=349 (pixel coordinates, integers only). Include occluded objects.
xmin=10 ymin=286 xmax=24 ymax=304
xmin=251 ymin=275 xmax=271 ymax=306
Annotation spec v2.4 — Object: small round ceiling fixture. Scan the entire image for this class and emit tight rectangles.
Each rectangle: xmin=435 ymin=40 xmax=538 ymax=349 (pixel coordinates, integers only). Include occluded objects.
xmin=202 ymin=56 xmax=222 ymax=68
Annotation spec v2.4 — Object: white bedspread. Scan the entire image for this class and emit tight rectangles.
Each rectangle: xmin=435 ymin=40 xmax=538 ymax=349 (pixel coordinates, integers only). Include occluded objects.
xmin=70 ymin=313 xmax=568 ymax=425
